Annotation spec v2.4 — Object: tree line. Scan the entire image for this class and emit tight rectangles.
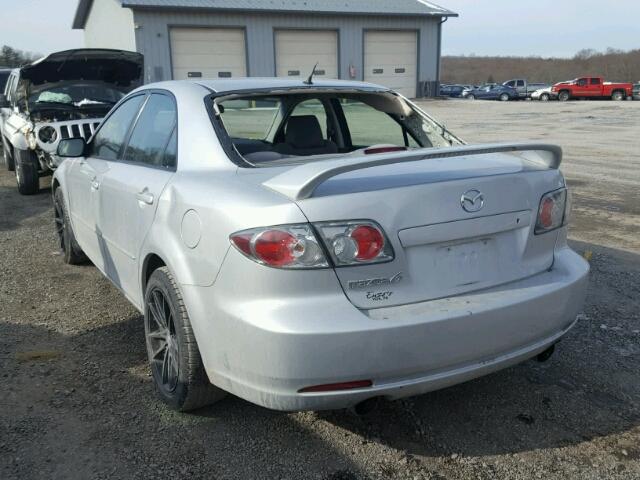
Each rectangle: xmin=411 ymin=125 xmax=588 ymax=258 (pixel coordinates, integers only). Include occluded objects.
xmin=0 ymin=45 xmax=40 ymax=68
xmin=441 ymin=48 xmax=640 ymax=85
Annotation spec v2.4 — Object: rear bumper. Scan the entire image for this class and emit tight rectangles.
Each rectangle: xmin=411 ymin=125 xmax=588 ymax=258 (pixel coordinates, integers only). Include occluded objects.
xmin=183 ymin=247 xmax=589 ymax=411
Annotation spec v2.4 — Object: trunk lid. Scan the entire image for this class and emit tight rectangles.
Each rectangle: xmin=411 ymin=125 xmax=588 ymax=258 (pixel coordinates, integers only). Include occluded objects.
xmin=246 ymin=144 xmax=565 ymax=309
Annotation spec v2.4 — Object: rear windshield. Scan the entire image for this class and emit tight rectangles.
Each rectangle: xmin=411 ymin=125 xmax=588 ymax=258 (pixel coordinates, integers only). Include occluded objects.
xmin=215 ymin=91 xmax=463 ymax=166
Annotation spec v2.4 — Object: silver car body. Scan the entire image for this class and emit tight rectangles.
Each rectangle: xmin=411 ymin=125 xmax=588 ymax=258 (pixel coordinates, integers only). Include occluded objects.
xmin=53 ymin=78 xmax=589 ymax=411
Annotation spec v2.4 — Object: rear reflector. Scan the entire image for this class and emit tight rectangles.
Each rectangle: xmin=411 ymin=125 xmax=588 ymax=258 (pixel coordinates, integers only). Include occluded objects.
xmin=298 ymin=380 xmax=373 ymax=393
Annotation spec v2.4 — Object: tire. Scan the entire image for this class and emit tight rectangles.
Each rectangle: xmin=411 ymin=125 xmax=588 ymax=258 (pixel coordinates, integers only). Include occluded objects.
xmin=144 ymin=266 xmax=226 ymax=411
xmin=611 ymin=90 xmax=624 ymax=101
xmin=540 ymin=93 xmax=550 ymax=102
xmin=54 ymin=188 xmax=87 ymax=264
xmin=500 ymin=93 xmax=510 ymax=102
xmin=15 ymin=149 xmax=39 ymax=195
xmin=558 ymin=91 xmax=570 ymax=102
xmin=2 ymin=137 xmax=15 ymax=171
xmin=467 ymin=94 xmax=475 ymax=100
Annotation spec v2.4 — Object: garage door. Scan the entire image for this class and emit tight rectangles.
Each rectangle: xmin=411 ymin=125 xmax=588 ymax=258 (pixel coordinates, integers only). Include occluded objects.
xmin=275 ymin=30 xmax=338 ymax=79
xmin=170 ymin=28 xmax=246 ymax=80
xmin=364 ymin=31 xmax=418 ymax=98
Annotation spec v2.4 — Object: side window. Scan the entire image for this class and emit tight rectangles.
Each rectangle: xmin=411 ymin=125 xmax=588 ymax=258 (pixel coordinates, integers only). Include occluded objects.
xmin=91 ymin=95 xmax=145 ymax=159
xmin=123 ymin=93 xmax=177 ymax=167
xmin=505 ymin=81 xmax=515 ymax=87
xmin=341 ymin=100 xmax=409 ymax=148
xmin=577 ymin=78 xmax=588 ymax=87
xmin=517 ymin=80 xmax=525 ymax=87
xmin=289 ymin=99 xmax=328 ymax=138
xmin=590 ymin=78 xmax=601 ymax=85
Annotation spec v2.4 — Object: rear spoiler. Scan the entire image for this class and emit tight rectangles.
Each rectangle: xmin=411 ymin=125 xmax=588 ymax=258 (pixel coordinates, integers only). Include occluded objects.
xmin=263 ymin=143 xmax=562 ymax=200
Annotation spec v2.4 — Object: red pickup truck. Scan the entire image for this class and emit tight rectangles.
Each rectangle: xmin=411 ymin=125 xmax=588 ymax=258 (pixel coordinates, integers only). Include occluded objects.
xmin=551 ymin=77 xmax=632 ymax=101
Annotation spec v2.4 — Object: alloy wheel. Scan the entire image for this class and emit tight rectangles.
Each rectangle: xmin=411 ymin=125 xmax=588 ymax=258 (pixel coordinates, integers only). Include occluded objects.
xmin=146 ymin=288 xmax=179 ymax=393
xmin=54 ymin=197 xmax=65 ymax=251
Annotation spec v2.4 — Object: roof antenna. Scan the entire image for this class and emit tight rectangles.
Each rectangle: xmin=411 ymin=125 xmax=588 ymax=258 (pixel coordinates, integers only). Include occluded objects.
xmin=303 ymin=62 xmax=319 ymax=85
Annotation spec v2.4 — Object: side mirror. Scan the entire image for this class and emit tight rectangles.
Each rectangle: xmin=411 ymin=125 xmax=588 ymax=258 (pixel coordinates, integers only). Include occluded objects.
xmin=0 ymin=94 xmax=9 ymax=108
xmin=57 ymin=137 xmax=87 ymax=158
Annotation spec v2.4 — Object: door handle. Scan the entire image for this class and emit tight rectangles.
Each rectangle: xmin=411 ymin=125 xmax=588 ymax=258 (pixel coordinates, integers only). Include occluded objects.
xmin=91 ymin=178 xmax=100 ymax=191
xmin=136 ymin=189 xmax=154 ymax=205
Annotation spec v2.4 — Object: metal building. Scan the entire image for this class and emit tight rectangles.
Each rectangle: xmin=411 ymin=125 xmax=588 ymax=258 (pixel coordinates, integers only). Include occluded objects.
xmin=73 ymin=0 xmax=457 ymax=98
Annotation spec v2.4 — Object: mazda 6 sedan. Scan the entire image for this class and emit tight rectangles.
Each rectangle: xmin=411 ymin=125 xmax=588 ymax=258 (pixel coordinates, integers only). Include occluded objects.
xmin=52 ymin=78 xmax=589 ymax=412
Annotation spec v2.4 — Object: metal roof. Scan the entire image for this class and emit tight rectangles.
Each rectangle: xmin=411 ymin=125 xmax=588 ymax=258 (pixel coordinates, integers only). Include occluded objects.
xmin=74 ymin=0 xmax=457 ymax=28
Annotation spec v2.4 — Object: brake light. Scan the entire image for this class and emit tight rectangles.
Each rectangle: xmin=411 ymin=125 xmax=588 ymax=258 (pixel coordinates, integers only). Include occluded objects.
xmin=230 ymin=221 xmax=394 ymax=268
xmin=230 ymin=224 xmax=328 ymax=269
xmin=535 ymin=188 xmax=567 ymax=234
xmin=364 ymin=146 xmax=407 ymax=155
xmin=315 ymin=221 xmax=394 ymax=266
xmin=350 ymin=225 xmax=385 ymax=261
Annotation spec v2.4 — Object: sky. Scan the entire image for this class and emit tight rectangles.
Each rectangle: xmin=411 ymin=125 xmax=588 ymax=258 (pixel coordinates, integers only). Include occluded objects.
xmin=0 ymin=0 xmax=638 ymax=58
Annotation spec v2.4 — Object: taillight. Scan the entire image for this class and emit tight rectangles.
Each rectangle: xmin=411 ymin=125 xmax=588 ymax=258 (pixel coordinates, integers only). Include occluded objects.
xmin=535 ymin=188 xmax=567 ymax=234
xmin=230 ymin=224 xmax=328 ymax=269
xmin=230 ymin=221 xmax=394 ymax=268
xmin=314 ymin=221 xmax=394 ymax=266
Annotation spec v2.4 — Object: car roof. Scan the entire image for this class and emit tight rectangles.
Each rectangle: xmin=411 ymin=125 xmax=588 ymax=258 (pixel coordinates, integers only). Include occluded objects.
xmin=143 ymin=77 xmax=391 ymax=95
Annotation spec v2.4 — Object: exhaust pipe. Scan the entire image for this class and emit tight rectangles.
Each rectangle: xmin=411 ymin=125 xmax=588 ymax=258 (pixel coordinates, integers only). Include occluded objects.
xmin=536 ymin=344 xmax=555 ymax=362
xmin=352 ymin=397 xmax=381 ymax=416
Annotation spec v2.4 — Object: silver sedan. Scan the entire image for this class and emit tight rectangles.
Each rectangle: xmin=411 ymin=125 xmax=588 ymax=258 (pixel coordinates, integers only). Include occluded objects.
xmin=52 ymin=78 xmax=589 ymax=412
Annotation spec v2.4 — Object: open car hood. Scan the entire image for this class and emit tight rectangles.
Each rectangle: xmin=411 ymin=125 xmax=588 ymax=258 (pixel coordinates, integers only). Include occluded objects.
xmin=20 ymin=49 xmax=143 ymax=88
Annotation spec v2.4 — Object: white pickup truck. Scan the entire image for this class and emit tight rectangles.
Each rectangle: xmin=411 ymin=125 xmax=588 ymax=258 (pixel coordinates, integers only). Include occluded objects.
xmin=0 ymin=49 xmax=143 ymax=194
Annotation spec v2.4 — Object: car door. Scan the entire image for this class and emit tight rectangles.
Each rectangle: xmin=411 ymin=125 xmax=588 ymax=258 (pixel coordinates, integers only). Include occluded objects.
xmin=588 ymin=77 xmax=602 ymax=97
xmin=96 ymin=92 xmax=177 ymax=305
xmin=574 ymin=78 xmax=589 ymax=96
xmin=66 ymin=94 xmax=146 ymax=269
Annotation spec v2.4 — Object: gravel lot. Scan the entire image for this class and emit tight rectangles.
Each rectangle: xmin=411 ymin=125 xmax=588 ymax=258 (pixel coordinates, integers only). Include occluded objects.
xmin=1 ymin=99 xmax=639 ymax=480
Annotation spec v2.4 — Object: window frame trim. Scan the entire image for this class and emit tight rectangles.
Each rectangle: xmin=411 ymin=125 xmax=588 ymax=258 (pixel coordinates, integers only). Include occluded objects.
xmin=90 ymin=89 xmax=179 ymax=172
xmin=88 ymin=92 xmax=148 ymax=162
xmin=121 ymin=90 xmax=179 ymax=171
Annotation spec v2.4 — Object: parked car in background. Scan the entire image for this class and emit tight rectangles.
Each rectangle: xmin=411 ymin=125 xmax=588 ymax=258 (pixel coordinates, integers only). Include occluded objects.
xmin=52 ymin=77 xmax=588 ymax=412
xmin=439 ymin=84 xmax=465 ymax=98
xmin=0 ymin=49 xmax=143 ymax=194
xmin=531 ymin=86 xmax=558 ymax=101
xmin=503 ymin=79 xmax=549 ymax=99
xmin=551 ymin=77 xmax=633 ymax=102
xmin=633 ymin=83 xmax=640 ymax=101
xmin=466 ymin=84 xmax=518 ymax=101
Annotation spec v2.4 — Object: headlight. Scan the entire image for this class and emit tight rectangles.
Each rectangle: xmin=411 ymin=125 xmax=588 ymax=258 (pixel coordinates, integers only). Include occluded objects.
xmin=38 ymin=126 xmax=58 ymax=144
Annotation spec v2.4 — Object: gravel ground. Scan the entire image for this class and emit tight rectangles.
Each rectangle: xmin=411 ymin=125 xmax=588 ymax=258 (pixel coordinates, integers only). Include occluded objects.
xmin=1 ymin=99 xmax=639 ymax=480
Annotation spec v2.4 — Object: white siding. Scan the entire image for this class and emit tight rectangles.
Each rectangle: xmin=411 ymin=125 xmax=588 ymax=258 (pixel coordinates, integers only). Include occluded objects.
xmin=84 ymin=0 xmax=136 ymax=51
xmin=275 ymin=30 xmax=338 ymax=79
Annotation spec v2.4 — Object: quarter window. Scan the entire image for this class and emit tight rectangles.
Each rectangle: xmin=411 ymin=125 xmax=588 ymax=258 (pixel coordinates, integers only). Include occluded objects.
xmin=91 ymin=95 xmax=145 ymax=160
xmin=123 ymin=93 xmax=177 ymax=167
xmin=341 ymin=100 xmax=417 ymax=148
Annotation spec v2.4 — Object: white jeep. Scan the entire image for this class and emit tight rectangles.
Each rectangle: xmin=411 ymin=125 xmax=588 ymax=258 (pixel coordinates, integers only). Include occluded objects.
xmin=0 ymin=49 xmax=143 ymax=194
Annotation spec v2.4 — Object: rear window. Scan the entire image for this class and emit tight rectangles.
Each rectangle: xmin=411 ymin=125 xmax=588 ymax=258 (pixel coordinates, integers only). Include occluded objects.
xmin=215 ymin=91 xmax=462 ymax=166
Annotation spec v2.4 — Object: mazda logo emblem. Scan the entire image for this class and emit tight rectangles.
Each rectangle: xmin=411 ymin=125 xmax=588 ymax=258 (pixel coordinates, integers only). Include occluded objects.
xmin=461 ymin=189 xmax=484 ymax=213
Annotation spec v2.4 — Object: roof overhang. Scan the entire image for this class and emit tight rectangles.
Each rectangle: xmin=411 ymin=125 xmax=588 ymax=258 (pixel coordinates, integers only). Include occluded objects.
xmin=73 ymin=0 xmax=457 ymax=30
xmin=119 ymin=0 xmax=458 ymax=18
xmin=72 ymin=0 xmax=93 ymax=29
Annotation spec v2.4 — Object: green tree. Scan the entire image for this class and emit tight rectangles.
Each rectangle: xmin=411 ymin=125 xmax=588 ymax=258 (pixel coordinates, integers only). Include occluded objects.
xmin=0 ymin=45 xmax=39 ymax=67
